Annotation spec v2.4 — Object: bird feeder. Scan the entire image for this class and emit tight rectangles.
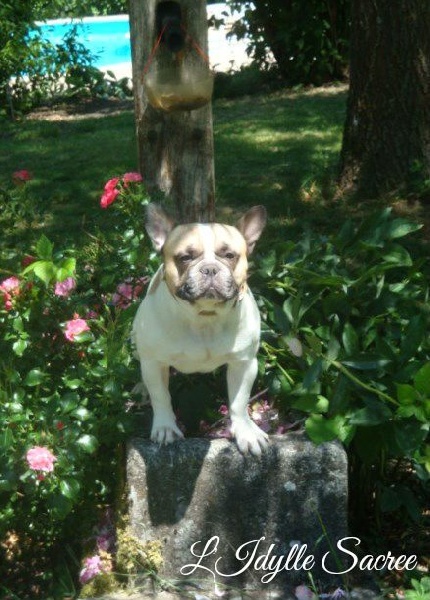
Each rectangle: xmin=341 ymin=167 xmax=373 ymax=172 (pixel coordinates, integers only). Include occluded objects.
xmin=142 ymin=1 xmax=214 ymax=112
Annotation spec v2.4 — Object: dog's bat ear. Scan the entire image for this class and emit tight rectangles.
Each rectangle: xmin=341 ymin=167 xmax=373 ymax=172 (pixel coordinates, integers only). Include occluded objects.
xmin=145 ymin=204 xmax=175 ymax=252
xmin=236 ymin=205 xmax=267 ymax=255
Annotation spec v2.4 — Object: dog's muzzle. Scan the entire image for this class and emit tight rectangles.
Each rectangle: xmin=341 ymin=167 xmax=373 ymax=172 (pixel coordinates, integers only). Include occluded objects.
xmin=176 ymin=262 xmax=239 ymax=303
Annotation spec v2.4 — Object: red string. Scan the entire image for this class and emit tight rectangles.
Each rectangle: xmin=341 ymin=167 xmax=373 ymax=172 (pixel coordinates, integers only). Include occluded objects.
xmin=142 ymin=24 xmax=168 ymax=80
xmin=181 ymin=24 xmax=211 ymax=66
xmin=142 ymin=24 xmax=211 ymax=82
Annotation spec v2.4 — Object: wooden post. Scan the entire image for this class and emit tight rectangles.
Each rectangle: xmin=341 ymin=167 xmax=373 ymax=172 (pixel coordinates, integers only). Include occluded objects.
xmin=129 ymin=0 xmax=215 ymax=223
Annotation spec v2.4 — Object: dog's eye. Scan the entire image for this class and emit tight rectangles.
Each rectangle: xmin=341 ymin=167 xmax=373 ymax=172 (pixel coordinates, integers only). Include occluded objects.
xmin=224 ymin=252 xmax=236 ymax=260
xmin=179 ymin=254 xmax=193 ymax=263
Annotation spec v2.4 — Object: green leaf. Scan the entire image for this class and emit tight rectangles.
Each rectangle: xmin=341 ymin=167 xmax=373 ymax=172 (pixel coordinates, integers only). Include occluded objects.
xmin=12 ymin=316 xmax=24 ymax=333
xmin=56 ymin=257 xmax=76 ymax=282
xmin=293 ymin=395 xmax=329 ymax=413
xmin=72 ymin=331 xmax=92 ymax=344
xmin=71 ymin=407 xmax=91 ymax=421
xmin=354 ymin=208 xmax=392 ymax=247
xmin=281 ymin=297 xmax=294 ymax=325
xmin=36 ymin=235 xmax=54 ymax=260
xmin=48 ymin=494 xmax=73 ymax=519
xmin=393 ymin=420 xmax=429 ymax=456
xmin=305 ymin=414 xmax=349 ymax=444
xmin=414 ymin=363 xmax=430 ymax=396
xmin=396 ymin=384 xmax=418 ymax=406
xmin=60 ymin=478 xmax=80 ymax=500
xmin=60 ymin=392 xmax=80 ymax=413
xmin=0 ymin=478 xmax=16 ymax=492
xmin=381 ymin=244 xmax=412 ymax=266
xmin=12 ymin=339 xmax=28 ymax=356
xmin=302 ymin=358 xmax=323 ymax=390
xmin=342 ymin=323 xmax=359 ymax=356
xmin=76 ymin=434 xmax=98 ymax=454
xmin=385 ymin=219 xmax=422 ymax=240
xmin=1 ymin=428 xmax=15 ymax=450
xmin=400 ymin=316 xmax=426 ymax=362
xmin=33 ymin=260 xmax=56 ymax=285
xmin=273 ymin=303 xmax=290 ymax=334
xmin=64 ymin=378 xmax=83 ymax=390
xmin=326 ymin=337 xmax=340 ymax=362
xmin=24 ymin=368 xmax=46 ymax=386
xmin=342 ymin=356 xmax=391 ymax=371
xmin=349 ymin=401 xmax=392 ymax=426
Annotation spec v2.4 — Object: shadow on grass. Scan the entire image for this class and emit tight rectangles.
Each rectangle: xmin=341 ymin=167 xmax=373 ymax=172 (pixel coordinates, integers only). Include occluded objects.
xmin=0 ymin=111 xmax=137 ymax=252
xmin=214 ymin=86 xmax=348 ymax=239
xmin=1 ymin=87 xmax=349 ymax=257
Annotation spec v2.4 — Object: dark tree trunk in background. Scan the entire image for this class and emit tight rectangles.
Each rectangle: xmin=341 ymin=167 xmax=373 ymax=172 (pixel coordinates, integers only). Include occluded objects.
xmin=338 ymin=0 xmax=430 ymax=198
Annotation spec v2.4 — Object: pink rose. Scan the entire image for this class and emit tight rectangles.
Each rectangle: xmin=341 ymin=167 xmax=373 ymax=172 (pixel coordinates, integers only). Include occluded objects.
xmin=111 ymin=277 xmax=148 ymax=309
xmin=26 ymin=446 xmax=57 ymax=473
xmin=122 ymin=172 xmax=143 ymax=186
xmin=104 ymin=177 xmax=120 ymax=191
xmin=64 ymin=315 xmax=90 ymax=341
xmin=100 ymin=188 xmax=119 ymax=209
xmin=0 ymin=276 xmax=20 ymax=311
xmin=100 ymin=177 xmax=120 ymax=209
xmin=54 ymin=277 xmax=76 ymax=297
xmin=0 ymin=276 xmax=20 ymax=294
xmin=13 ymin=170 xmax=32 ymax=184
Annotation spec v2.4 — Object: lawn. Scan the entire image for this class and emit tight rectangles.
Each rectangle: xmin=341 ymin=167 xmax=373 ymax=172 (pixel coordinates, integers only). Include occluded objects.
xmin=0 ymin=85 xmax=347 ymax=257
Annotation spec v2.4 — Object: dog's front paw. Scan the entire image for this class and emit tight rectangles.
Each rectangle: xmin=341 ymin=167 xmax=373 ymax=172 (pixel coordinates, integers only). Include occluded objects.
xmin=151 ymin=417 xmax=184 ymax=445
xmin=231 ymin=419 xmax=269 ymax=456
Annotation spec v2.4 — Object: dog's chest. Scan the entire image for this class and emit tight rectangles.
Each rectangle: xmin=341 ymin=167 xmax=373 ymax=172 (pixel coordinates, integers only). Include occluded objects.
xmin=166 ymin=323 xmax=235 ymax=373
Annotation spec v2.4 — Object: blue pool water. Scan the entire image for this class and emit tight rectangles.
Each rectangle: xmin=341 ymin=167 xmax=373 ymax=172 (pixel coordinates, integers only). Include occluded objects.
xmin=35 ymin=15 xmax=131 ymax=67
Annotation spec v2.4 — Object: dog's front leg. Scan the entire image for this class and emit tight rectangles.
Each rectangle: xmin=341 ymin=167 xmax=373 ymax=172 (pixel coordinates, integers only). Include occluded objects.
xmin=227 ymin=358 xmax=269 ymax=455
xmin=140 ymin=360 xmax=184 ymax=444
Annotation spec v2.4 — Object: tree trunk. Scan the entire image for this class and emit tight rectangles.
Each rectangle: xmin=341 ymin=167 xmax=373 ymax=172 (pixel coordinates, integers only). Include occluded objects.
xmin=129 ymin=0 xmax=215 ymax=223
xmin=338 ymin=0 xmax=430 ymax=198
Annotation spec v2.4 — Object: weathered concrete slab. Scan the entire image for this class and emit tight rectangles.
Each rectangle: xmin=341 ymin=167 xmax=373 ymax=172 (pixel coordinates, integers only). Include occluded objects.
xmin=127 ymin=433 xmax=349 ymax=596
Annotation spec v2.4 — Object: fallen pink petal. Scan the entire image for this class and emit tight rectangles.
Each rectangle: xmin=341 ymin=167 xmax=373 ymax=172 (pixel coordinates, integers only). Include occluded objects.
xmin=79 ymin=554 xmax=103 ymax=584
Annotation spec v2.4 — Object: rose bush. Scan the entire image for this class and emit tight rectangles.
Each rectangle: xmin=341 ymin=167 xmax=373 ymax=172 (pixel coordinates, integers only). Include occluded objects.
xmin=0 ymin=171 xmax=156 ymax=597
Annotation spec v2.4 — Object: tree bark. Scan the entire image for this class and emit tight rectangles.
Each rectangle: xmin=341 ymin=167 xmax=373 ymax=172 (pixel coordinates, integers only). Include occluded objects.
xmin=338 ymin=0 xmax=430 ymax=198
xmin=129 ymin=0 xmax=215 ymax=223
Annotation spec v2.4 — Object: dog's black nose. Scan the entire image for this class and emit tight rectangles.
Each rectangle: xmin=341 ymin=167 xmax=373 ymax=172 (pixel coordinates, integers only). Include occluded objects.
xmin=200 ymin=264 xmax=219 ymax=277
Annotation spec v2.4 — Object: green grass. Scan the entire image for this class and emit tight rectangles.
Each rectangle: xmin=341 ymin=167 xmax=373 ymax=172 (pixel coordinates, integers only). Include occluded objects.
xmin=0 ymin=85 xmax=347 ymax=257
xmin=0 ymin=111 xmax=137 ymax=249
xmin=215 ymin=86 xmax=345 ymax=206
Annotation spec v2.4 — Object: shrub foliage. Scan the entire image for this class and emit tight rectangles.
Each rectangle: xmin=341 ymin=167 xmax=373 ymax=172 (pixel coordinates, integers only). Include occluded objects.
xmin=227 ymin=0 xmax=350 ymax=84
xmin=254 ymin=208 xmax=429 ymax=520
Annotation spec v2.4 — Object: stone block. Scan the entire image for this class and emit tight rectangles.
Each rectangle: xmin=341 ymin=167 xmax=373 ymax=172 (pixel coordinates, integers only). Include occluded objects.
xmin=127 ymin=433 xmax=349 ymax=596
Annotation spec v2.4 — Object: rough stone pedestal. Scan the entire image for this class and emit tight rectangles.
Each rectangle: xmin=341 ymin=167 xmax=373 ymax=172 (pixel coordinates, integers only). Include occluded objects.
xmin=127 ymin=433 xmax=348 ymax=597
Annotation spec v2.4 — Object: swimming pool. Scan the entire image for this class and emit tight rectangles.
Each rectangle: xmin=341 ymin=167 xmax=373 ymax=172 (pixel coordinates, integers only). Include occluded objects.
xmin=35 ymin=5 xmax=251 ymax=75
xmin=35 ymin=15 xmax=131 ymax=68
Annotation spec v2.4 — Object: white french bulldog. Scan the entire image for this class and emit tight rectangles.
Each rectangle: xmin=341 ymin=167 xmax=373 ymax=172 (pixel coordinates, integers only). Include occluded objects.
xmin=132 ymin=204 xmax=268 ymax=455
